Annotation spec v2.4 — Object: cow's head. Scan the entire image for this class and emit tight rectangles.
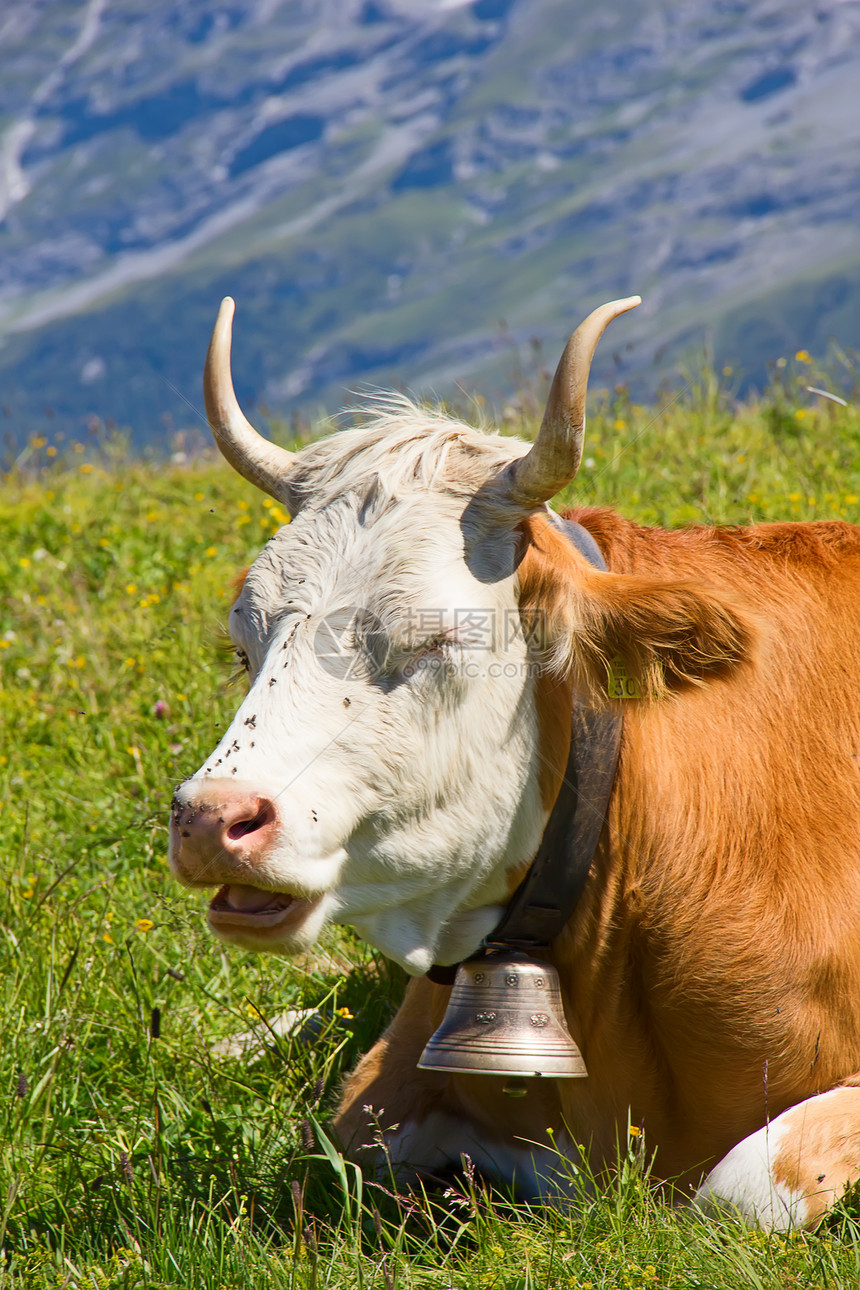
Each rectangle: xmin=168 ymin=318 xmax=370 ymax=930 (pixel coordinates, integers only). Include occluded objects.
xmin=169 ymin=296 xmax=754 ymax=973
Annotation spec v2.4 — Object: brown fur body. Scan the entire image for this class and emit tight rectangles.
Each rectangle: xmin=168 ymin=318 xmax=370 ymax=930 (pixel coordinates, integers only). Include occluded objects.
xmin=335 ymin=508 xmax=860 ymax=1209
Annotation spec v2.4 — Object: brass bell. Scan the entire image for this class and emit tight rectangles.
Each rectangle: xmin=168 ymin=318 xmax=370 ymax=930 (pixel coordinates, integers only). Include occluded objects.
xmin=418 ymin=950 xmax=587 ymax=1080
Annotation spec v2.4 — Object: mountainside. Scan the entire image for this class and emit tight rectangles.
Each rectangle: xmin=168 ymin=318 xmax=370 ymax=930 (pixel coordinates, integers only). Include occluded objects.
xmin=1 ymin=0 xmax=858 ymax=448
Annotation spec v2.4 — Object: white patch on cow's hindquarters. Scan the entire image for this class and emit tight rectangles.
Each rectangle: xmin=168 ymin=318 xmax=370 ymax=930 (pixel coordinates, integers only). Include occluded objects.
xmin=696 ymin=1087 xmax=860 ymax=1231
xmin=694 ymin=1114 xmax=808 ymax=1230
xmin=379 ymin=1112 xmax=582 ymax=1202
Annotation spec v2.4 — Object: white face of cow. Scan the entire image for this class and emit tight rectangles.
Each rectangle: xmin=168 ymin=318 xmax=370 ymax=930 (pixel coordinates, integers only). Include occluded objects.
xmin=170 ymin=417 xmax=550 ymax=974
xmin=171 ymin=295 xmax=647 ymax=975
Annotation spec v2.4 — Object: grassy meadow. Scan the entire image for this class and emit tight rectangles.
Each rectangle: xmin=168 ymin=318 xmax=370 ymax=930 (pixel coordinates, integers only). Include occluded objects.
xmin=2 ymin=352 xmax=860 ymax=1287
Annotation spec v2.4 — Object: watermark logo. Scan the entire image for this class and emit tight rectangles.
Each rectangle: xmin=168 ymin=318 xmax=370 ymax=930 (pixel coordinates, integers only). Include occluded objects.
xmin=313 ymin=606 xmax=387 ymax=680
xmin=312 ymin=605 xmax=547 ymax=681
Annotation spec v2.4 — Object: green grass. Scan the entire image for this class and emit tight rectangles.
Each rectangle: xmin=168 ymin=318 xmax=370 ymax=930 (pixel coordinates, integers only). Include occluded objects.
xmin=2 ymin=355 xmax=860 ymax=1287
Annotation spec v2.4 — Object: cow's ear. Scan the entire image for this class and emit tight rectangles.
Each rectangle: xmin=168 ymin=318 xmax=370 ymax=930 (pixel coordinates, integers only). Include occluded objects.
xmin=570 ymin=568 xmax=757 ymax=699
xmin=517 ymin=520 xmax=757 ymax=701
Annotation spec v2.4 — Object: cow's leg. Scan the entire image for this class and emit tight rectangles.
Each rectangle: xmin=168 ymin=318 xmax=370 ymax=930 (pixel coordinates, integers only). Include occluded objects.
xmin=333 ymin=976 xmax=454 ymax=1177
xmin=333 ymin=975 xmax=579 ymax=1200
xmin=694 ymin=1086 xmax=860 ymax=1229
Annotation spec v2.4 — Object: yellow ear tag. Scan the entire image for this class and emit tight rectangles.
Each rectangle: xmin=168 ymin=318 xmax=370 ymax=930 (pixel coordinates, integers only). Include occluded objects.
xmin=607 ymin=655 xmax=641 ymax=700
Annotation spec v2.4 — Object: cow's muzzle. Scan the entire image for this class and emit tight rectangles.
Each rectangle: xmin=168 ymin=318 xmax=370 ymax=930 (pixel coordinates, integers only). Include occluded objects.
xmin=169 ymin=778 xmax=280 ymax=887
xmin=169 ymin=778 xmax=329 ymax=949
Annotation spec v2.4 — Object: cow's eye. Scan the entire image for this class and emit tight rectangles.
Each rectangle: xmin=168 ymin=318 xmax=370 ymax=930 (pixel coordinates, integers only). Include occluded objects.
xmin=400 ymin=636 xmax=459 ymax=679
xmin=421 ymin=636 xmax=451 ymax=657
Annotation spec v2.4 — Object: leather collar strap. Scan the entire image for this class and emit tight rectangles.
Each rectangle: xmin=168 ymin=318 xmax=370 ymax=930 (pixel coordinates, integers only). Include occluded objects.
xmin=427 ymin=518 xmax=623 ymax=985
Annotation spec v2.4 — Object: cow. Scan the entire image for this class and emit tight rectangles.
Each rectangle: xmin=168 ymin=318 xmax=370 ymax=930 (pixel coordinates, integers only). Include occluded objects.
xmin=170 ymin=295 xmax=860 ymax=1230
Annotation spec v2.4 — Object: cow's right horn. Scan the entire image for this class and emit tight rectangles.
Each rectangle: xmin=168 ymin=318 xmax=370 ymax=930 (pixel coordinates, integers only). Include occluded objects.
xmin=508 ymin=295 xmax=641 ymax=507
xmin=203 ymin=297 xmax=295 ymax=501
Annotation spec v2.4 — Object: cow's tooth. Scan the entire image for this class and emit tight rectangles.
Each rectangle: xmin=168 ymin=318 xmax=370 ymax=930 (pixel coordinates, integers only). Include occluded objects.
xmin=224 ymin=883 xmax=279 ymax=913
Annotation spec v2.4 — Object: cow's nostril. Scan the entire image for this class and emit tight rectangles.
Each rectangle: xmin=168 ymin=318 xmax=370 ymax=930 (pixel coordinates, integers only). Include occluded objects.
xmin=227 ymin=800 xmax=275 ymax=841
xmin=229 ymin=817 xmax=262 ymax=840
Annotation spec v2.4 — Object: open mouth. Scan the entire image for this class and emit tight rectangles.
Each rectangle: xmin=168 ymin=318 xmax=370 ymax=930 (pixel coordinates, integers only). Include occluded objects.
xmin=208 ymin=883 xmax=320 ymax=933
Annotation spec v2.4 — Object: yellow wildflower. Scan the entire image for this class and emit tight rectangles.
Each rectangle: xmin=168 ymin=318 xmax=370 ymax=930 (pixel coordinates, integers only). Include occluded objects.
xmin=795 ymin=349 xmax=812 ymax=363
xmin=135 ymin=919 xmax=154 ymax=933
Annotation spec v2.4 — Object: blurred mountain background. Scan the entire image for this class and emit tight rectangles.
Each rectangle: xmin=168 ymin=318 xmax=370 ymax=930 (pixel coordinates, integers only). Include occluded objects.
xmin=1 ymin=0 xmax=858 ymax=449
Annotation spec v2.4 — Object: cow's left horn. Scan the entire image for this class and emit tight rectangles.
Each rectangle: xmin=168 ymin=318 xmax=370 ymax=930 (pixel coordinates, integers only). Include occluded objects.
xmin=509 ymin=295 xmax=641 ymax=506
xmin=203 ymin=297 xmax=295 ymax=500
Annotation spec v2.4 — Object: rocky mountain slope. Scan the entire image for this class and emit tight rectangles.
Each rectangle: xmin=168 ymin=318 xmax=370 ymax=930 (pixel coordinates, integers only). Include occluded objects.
xmin=1 ymin=0 xmax=858 ymax=447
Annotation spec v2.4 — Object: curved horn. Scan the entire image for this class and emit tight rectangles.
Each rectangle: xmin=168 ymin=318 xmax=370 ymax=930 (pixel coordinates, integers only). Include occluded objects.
xmin=509 ymin=295 xmax=641 ymax=506
xmin=203 ymin=297 xmax=295 ymax=500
